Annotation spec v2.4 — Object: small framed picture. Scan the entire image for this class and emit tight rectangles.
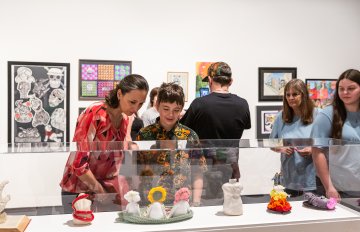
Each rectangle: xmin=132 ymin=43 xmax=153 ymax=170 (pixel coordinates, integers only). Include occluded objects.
xmin=79 ymin=59 xmax=132 ymax=100
xmin=167 ymin=72 xmax=189 ymax=101
xmin=305 ymin=79 xmax=336 ymax=108
xmin=256 ymin=105 xmax=282 ymax=139
xmin=259 ymin=67 xmax=297 ymax=101
xmin=199 ymin=87 xmax=210 ymax=97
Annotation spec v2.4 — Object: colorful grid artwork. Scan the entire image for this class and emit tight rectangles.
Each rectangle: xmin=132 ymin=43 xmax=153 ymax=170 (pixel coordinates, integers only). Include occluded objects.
xmin=97 ymin=81 xmax=114 ymax=98
xmin=98 ymin=64 xmax=115 ymax=80
xmin=79 ymin=60 xmax=132 ymax=100
xmin=81 ymin=64 xmax=98 ymax=80
xmin=82 ymin=81 xmax=97 ymax=96
xmin=115 ymin=64 xmax=131 ymax=80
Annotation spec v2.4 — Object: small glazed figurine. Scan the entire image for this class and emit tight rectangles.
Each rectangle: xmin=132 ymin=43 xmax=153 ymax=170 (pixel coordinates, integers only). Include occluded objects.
xmin=146 ymin=186 xmax=167 ymax=219
xmin=267 ymin=185 xmax=291 ymax=213
xmin=124 ymin=190 xmax=141 ymax=215
xmin=168 ymin=188 xmax=191 ymax=217
xmin=72 ymin=193 xmax=94 ymax=225
xmin=303 ymin=192 xmax=337 ymax=210
xmin=222 ymin=179 xmax=243 ymax=216
xmin=0 ymin=181 xmax=11 ymax=224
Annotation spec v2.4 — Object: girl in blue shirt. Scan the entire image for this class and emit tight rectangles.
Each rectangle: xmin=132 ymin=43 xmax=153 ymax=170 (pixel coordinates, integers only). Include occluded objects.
xmin=311 ymin=69 xmax=360 ymax=201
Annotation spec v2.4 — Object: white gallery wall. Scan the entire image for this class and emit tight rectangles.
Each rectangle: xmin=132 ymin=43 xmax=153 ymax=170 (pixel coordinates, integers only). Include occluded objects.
xmin=0 ymin=0 xmax=360 ymax=207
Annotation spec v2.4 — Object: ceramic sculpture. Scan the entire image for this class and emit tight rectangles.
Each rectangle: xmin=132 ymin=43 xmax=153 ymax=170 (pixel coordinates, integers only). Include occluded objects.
xmin=145 ymin=186 xmax=167 ymax=219
xmin=168 ymin=188 xmax=191 ymax=217
xmin=124 ymin=190 xmax=141 ymax=215
xmin=222 ymin=179 xmax=243 ymax=216
xmin=267 ymin=185 xmax=291 ymax=213
xmin=303 ymin=192 xmax=337 ymax=210
xmin=72 ymin=193 xmax=94 ymax=225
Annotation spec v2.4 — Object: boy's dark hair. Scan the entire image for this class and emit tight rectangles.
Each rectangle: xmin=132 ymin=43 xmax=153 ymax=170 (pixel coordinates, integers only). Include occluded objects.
xmin=157 ymin=82 xmax=185 ymax=107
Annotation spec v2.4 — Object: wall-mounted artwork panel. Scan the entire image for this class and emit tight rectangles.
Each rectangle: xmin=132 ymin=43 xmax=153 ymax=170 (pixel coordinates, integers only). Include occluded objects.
xmin=79 ymin=59 xmax=132 ymax=100
xmin=8 ymin=61 xmax=70 ymax=143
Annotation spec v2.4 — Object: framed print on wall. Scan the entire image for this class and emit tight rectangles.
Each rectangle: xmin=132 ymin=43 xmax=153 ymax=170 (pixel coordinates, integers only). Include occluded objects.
xmin=8 ymin=61 xmax=70 ymax=143
xmin=79 ymin=59 xmax=132 ymax=100
xmin=305 ymin=79 xmax=336 ymax=108
xmin=259 ymin=67 xmax=297 ymax=101
xmin=256 ymin=105 xmax=282 ymax=139
xmin=195 ymin=62 xmax=212 ymax=98
xmin=167 ymin=72 xmax=189 ymax=101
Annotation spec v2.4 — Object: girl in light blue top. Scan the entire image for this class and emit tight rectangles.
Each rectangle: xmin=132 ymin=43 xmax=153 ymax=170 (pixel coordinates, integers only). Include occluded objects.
xmin=311 ymin=69 xmax=360 ymax=201
xmin=270 ymin=79 xmax=318 ymax=196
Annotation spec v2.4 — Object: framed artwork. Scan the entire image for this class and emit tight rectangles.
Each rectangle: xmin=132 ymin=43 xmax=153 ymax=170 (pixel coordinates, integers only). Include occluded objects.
xmin=167 ymin=72 xmax=189 ymax=101
xmin=79 ymin=59 xmax=132 ymax=100
xmin=256 ymin=105 xmax=282 ymax=139
xmin=305 ymin=79 xmax=336 ymax=108
xmin=8 ymin=61 xmax=70 ymax=143
xmin=195 ymin=62 xmax=212 ymax=98
xmin=259 ymin=67 xmax=297 ymax=101
xmin=79 ymin=107 xmax=86 ymax=116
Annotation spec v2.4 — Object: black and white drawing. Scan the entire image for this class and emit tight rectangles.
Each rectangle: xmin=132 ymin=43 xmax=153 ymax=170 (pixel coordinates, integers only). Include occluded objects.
xmin=8 ymin=61 xmax=70 ymax=143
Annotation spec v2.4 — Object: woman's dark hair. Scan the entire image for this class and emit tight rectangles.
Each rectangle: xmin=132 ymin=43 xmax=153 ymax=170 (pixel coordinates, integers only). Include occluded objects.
xmin=332 ymin=69 xmax=360 ymax=139
xmin=149 ymin=87 xmax=159 ymax=107
xmin=105 ymin=74 xmax=149 ymax=108
xmin=282 ymin=79 xmax=315 ymax=125
xmin=157 ymin=82 xmax=185 ymax=107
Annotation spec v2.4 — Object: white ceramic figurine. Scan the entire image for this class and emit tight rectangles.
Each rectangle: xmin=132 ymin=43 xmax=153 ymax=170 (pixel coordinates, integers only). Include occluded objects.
xmin=168 ymin=187 xmax=191 ymax=217
xmin=147 ymin=202 xmax=166 ymax=219
xmin=124 ymin=190 xmax=141 ymax=216
xmin=222 ymin=179 xmax=243 ymax=216
xmin=72 ymin=193 xmax=94 ymax=225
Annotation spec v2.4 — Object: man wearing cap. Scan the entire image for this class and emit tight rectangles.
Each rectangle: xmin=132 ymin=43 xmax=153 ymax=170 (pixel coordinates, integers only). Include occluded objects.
xmin=180 ymin=62 xmax=251 ymax=200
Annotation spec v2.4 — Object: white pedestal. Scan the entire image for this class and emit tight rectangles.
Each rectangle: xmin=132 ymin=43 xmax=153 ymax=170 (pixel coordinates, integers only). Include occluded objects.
xmin=26 ymin=201 xmax=360 ymax=232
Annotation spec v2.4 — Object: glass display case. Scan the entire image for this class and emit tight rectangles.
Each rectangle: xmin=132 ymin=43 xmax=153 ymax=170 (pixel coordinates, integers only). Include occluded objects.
xmin=0 ymin=139 xmax=359 ymax=232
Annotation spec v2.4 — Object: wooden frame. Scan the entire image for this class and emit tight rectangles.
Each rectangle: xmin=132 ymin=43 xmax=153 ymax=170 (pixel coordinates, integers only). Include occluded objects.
xmin=79 ymin=59 xmax=132 ymax=100
xmin=167 ymin=72 xmax=189 ymax=101
xmin=256 ymin=105 xmax=282 ymax=139
xmin=8 ymin=61 xmax=70 ymax=143
xmin=259 ymin=67 xmax=297 ymax=101
xmin=305 ymin=79 xmax=336 ymax=108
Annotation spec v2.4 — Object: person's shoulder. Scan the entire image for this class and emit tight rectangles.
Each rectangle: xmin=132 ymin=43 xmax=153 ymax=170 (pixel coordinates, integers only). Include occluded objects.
xmin=177 ymin=123 xmax=199 ymax=138
xmin=319 ymin=105 xmax=333 ymax=117
xmin=79 ymin=102 xmax=106 ymax=120
xmin=230 ymin=93 xmax=249 ymax=103
xmin=86 ymin=101 xmax=106 ymax=112
xmin=139 ymin=123 xmax=156 ymax=133
xmin=137 ymin=124 xmax=157 ymax=140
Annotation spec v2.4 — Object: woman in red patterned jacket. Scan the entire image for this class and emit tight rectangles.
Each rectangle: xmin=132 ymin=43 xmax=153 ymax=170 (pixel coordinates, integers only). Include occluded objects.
xmin=60 ymin=74 xmax=148 ymax=212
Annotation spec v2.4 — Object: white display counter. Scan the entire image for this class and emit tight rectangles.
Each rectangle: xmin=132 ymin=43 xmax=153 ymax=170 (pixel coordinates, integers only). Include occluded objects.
xmin=25 ymin=201 xmax=360 ymax=232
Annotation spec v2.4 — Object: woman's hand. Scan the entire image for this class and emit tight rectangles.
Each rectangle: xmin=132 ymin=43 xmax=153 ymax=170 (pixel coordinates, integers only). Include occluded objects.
xmin=326 ymin=185 xmax=341 ymax=202
xmin=273 ymin=147 xmax=294 ymax=156
xmin=295 ymin=147 xmax=312 ymax=157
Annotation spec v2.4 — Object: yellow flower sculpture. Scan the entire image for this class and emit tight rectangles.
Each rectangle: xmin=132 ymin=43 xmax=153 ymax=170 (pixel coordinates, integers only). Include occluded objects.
xmin=147 ymin=186 xmax=167 ymax=203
